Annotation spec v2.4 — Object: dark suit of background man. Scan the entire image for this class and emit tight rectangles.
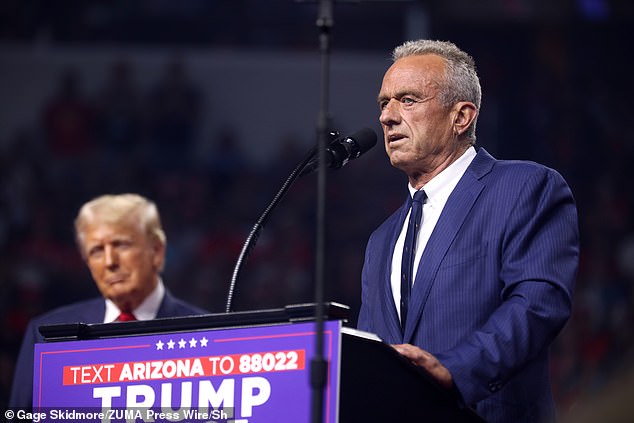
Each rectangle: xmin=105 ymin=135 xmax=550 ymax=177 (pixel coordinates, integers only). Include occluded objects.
xmin=9 ymin=193 xmax=207 ymax=409
xmin=357 ymin=39 xmax=579 ymax=423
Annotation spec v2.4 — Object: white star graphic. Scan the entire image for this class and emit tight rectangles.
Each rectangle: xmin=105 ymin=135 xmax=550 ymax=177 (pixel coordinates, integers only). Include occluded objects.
xmin=189 ymin=337 xmax=197 ymax=348
xmin=167 ymin=339 xmax=175 ymax=349
xmin=178 ymin=338 xmax=187 ymax=349
xmin=156 ymin=340 xmax=164 ymax=350
xmin=200 ymin=337 xmax=209 ymax=347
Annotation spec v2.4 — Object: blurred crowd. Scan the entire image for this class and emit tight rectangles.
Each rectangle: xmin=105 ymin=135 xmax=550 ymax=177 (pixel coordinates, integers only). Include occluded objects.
xmin=1 ymin=6 xmax=634 ymax=419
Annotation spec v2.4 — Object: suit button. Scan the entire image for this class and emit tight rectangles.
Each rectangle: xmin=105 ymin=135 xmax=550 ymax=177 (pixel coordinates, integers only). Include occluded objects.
xmin=488 ymin=381 xmax=503 ymax=392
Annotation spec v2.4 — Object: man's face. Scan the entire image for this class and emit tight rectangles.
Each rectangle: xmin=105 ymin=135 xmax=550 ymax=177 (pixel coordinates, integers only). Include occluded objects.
xmin=80 ymin=218 xmax=164 ymax=310
xmin=378 ymin=54 xmax=458 ymax=178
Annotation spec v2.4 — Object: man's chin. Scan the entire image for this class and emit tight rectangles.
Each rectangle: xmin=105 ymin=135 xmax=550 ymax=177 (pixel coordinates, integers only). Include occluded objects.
xmin=105 ymin=287 xmax=134 ymax=305
xmin=389 ymin=156 xmax=410 ymax=172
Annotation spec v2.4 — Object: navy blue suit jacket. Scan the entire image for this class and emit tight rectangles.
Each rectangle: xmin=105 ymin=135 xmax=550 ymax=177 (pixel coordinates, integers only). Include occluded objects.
xmin=358 ymin=148 xmax=579 ymax=423
xmin=9 ymin=290 xmax=207 ymax=409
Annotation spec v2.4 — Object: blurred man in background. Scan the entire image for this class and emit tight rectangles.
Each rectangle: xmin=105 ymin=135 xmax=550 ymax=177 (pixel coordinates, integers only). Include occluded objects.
xmin=9 ymin=193 xmax=207 ymax=409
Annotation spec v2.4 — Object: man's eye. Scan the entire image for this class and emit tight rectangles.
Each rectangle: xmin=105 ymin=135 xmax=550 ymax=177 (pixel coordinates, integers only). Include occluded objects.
xmin=113 ymin=240 xmax=132 ymax=249
xmin=88 ymin=247 xmax=103 ymax=257
xmin=402 ymin=97 xmax=416 ymax=104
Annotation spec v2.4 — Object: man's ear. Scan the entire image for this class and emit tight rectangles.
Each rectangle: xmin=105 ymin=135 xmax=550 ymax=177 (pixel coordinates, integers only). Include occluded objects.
xmin=152 ymin=240 xmax=166 ymax=271
xmin=453 ymin=101 xmax=478 ymax=136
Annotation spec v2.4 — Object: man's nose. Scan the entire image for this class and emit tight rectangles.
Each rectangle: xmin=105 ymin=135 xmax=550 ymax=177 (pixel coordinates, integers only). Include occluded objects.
xmin=379 ymin=100 xmax=400 ymax=126
xmin=104 ymin=246 xmax=118 ymax=267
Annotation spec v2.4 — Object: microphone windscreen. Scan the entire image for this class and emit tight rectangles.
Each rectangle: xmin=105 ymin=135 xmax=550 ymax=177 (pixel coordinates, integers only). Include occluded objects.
xmin=348 ymin=128 xmax=378 ymax=155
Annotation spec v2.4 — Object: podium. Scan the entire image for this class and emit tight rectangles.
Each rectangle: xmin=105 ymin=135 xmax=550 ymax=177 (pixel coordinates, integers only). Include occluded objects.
xmin=34 ymin=303 xmax=485 ymax=423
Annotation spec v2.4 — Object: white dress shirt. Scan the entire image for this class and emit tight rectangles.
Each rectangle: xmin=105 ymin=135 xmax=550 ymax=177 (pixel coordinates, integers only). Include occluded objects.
xmin=104 ymin=278 xmax=165 ymax=322
xmin=391 ymin=146 xmax=477 ymax=322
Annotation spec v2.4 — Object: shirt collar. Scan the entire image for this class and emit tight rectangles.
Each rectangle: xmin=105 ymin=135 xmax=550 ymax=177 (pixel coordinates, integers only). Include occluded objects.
xmin=408 ymin=146 xmax=476 ymax=205
xmin=104 ymin=278 xmax=165 ymax=323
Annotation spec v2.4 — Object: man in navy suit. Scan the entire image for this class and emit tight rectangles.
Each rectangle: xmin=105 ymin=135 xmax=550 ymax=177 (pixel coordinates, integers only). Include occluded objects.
xmin=357 ymin=40 xmax=579 ymax=423
xmin=9 ymin=193 xmax=207 ymax=409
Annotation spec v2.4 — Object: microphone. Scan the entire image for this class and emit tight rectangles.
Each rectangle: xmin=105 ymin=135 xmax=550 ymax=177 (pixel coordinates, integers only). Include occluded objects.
xmin=301 ymin=128 xmax=377 ymax=175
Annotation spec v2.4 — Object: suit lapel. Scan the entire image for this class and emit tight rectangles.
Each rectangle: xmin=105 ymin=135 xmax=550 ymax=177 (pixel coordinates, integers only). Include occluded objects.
xmin=79 ymin=298 xmax=107 ymax=323
xmin=381 ymin=196 xmax=412 ymax=342
xmin=403 ymin=148 xmax=495 ymax=342
xmin=157 ymin=290 xmax=177 ymax=318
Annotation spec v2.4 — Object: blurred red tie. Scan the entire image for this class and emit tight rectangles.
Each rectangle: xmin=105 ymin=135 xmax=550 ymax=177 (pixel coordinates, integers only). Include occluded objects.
xmin=116 ymin=312 xmax=137 ymax=322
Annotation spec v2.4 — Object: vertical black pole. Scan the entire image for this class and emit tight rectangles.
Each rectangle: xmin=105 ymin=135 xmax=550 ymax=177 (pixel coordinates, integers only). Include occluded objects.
xmin=311 ymin=1 xmax=333 ymax=423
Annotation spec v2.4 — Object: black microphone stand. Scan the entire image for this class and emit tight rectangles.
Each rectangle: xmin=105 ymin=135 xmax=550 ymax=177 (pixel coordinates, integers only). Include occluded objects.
xmin=311 ymin=1 xmax=333 ymax=423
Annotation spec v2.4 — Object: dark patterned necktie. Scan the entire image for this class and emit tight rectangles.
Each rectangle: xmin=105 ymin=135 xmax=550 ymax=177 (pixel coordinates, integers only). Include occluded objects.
xmin=400 ymin=189 xmax=427 ymax=333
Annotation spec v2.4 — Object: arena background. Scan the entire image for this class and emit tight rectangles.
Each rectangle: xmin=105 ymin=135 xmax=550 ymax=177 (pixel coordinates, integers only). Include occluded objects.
xmin=1 ymin=1 xmax=633 ymax=419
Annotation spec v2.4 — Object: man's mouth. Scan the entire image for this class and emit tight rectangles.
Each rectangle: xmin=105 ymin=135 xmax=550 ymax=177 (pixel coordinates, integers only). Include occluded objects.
xmin=387 ymin=133 xmax=406 ymax=143
xmin=106 ymin=275 xmax=128 ymax=285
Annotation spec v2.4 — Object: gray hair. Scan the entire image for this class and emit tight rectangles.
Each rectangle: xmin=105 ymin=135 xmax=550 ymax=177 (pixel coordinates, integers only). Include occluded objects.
xmin=393 ymin=39 xmax=481 ymax=142
xmin=75 ymin=193 xmax=166 ymax=257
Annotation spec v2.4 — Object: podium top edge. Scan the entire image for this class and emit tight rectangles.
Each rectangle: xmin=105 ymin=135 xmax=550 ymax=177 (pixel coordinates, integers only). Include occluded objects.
xmin=38 ymin=302 xmax=350 ymax=341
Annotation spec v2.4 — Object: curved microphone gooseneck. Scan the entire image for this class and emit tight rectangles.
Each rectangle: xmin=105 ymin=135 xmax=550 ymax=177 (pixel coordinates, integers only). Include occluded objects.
xmin=224 ymin=147 xmax=317 ymax=314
